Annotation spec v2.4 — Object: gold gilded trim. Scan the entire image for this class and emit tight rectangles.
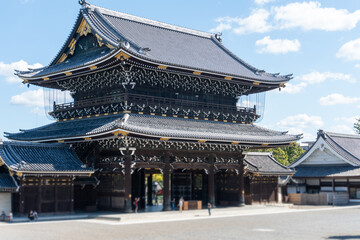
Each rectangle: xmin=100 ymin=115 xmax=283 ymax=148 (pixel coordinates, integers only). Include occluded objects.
xmin=160 ymin=137 xmax=170 ymax=141
xmin=57 ymin=140 xmax=64 ymax=143
xmin=106 ymin=43 xmax=115 ymax=49
xmin=57 ymin=53 xmax=67 ymax=64
xmin=262 ymin=143 xmax=269 ymax=146
xmin=158 ymin=65 xmax=167 ymax=69
xmin=231 ymin=142 xmax=239 ymax=145
xmin=89 ymin=66 xmax=97 ymax=70
xmin=112 ymin=130 xmax=129 ymax=136
xmin=65 ymin=72 xmax=72 ymax=76
xmin=224 ymin=76 xmax=232 ymax=80
xmin=198 ymin=140 xmax=207 ymax=143
xmin=115 ymin=52 xmax=131 ymax=59
xmin=193 ymin=71 xmax=202 ymax=75
xmin=84 ymin=137 xmax=92 ymax=141
xmin=77 ymin=18 xmax=91 ymax=37
xmin=43 ymin=77 xmax=50 ymax=81
xmin=253 ymin=81 xmax=260 ymax=85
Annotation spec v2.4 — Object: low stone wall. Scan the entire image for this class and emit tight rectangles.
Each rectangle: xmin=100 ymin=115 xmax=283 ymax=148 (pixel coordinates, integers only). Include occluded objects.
xmin=288 ymin=192 xmax=348 ymax=205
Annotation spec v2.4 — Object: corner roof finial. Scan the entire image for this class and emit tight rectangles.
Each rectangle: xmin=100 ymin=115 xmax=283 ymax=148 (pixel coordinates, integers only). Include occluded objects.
xmin=79 ymin=0 xmax=88 ymax=7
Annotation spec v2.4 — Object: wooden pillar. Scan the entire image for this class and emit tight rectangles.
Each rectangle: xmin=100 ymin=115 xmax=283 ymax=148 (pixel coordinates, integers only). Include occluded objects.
xmin=147 ymin=174 xmax=153 ymax=206
xmin=19 ymin=178 xmax=24 ymax=214
xmin=238 ymin=157 xmax=245 ymax=207
xmin=163 ymin=154 xmax=171 ymax=211
xmin=70 ymin=178 xmax=74 ymax=212
xmin=54 ymin=178 xmax=59 ymax=212
xmin=37 ymin=177 xmax=42 ymax=213
xmin=208 ymin=155 xmax=215 ymax=207
xmin=124 ymin=152 xmax=133 ymax=213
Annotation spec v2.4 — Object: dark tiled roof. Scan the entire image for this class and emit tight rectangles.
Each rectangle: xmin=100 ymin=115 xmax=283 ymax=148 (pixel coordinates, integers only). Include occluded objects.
xmin=17 ymin=4 xmax=291 ymax=83
xmin=5 ymin=114 xmax=301 ymax=145
xmin=324 ymin=132 xmax=360 ymax=165
xmin=244 ymin=152 xmax=294 ymax=175
xmin=0 ymin=174 xmax=18 ymax=192
xmin=0 ymin=142 xmax=93 ymax=175
xmin=293 ymin=166 xmax=360 ymax=178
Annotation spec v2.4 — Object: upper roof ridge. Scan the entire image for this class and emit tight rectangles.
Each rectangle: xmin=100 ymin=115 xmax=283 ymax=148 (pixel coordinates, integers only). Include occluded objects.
xmin=325 ymin=131 xmax=360 ymax=139
xmin=85 ymin=3 xmax=214 ymax=39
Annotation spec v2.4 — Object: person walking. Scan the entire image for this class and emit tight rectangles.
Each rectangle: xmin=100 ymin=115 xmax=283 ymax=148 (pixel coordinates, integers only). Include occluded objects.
xmin=178 ymin=196 xmax=184 ymax=213
xmin=207 ymin=202 xmax=212 ymax=216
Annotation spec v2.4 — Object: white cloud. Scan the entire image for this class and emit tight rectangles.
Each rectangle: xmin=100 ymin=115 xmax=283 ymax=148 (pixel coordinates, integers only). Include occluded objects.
xmin=281 ymin=82 xmax=307 ymax=94
xmin=330 ymin=124 xmax=355 ymax=134
xmin=211 ymin=9 xmax=272 ymax=34
xmin=300 ymin=71 xmax=356 ymax=84
xmin=10 ymin=89 xmax=44 ymax=107
xmin=212 ymin=1 xmax=360 ymax=34
xmin=337 ymin=38 xmax=360 ymax=61
xmin=277 ymin=114 xmax=323 ymax=129
xmin=273 ymin=1 xmax=360 ymax=31
xmin=319 ymin=93 xmax=359 ymax=106
xmin=30 ymin=107 xmax=46 ymax=116
xmin=355 ymin=64 xmax=360 ymax=68
xmin=255 ymin=36 xmax=300 ymax=54
xmin=334 ymin=116 xmax=359 ymax=125
xmin=254 ymin=0 xmax=274 ymax=5
xmin=0 ymin=60 xmax=43 ymax=83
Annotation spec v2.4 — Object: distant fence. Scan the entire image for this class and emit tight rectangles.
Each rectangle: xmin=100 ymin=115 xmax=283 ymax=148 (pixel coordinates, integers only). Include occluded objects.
xmin=289 ymin=192 xmax=349 ymax=205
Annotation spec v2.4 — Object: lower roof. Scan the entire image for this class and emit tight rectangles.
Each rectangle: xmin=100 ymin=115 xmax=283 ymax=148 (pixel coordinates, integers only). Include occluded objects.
xmin=293 ymin=166 xmax=360 ymax=178
xmin=0 ymin=174 xmax=18 ymax=192
xmin=0 ymin=142 xmax=93 ymax=175
xmin=5 ymin=114 xmax=301 ymax=146
xmin=245 ymin=152 xmax=294 ymax=176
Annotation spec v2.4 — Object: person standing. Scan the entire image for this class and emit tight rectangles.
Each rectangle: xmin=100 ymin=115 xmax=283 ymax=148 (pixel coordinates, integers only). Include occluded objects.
xmin=1 ymin=211 xmax=5 ymax=221
xmin=207 ymin=202 xmax=212 ymax=216
xmin=171 ymin=198 xmax=175 ymax=210
xmin=7 ymin=211 xmax=13 ymax=223
xmin=179 ymin=196 xmax=184 ymax=213
xmin=134 ymin=197 xmax=139 ymax=213
xmin=33 ymin=210 xmax=38 ymax=221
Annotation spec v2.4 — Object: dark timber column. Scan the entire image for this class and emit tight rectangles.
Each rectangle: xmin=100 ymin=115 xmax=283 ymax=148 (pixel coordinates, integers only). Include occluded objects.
xmin=37 ymin=177 xmax=42 ymax=213
xmin=123 ymin=149 xmax=134 ymax=213
xmin=54 ymin=178 xmax=59 ymax=212
xmin=238 ymin=156 xmax=245 ymax=206
xmin=163 ymin=154 xmax=171 ymax=211
xmin=19 ymin=178 xmax=25 ymax=214
xmin=147 ymin=174 xmax=153 ymax=206
xmin=208 ymin=155 xmax=215 ymax=207
xmin=70 ymin=178 xmax=74 ymax=212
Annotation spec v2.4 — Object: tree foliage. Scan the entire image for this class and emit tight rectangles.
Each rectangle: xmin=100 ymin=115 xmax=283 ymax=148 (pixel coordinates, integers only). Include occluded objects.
xmin=354 ymin=118 xmax=360 ymax=134
xmin=249 ymin=142 xmax=305 ymax=166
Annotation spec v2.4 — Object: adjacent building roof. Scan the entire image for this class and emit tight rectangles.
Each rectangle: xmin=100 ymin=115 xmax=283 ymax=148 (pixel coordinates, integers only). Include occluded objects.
xmin=16 ymin=2 xmax=291 ymax=86
xmin=0 ymin=174 xmax=18 ymax=192
xmin=293 ymin=166 xmax=360 ymax=178
xmin=5 ymin=114 xmax=301 ymax=146
xmin=0 ymin=142 xmax=93 ymax=175
xmin=291 ymin=130 xmax=360 ymax=168
xmin=244 ymin=152 xmax=294 ymax=176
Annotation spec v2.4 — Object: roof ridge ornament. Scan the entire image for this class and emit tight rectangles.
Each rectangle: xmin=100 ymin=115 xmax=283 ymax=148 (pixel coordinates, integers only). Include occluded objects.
xmin=79 ymin=0 xmax=89 ymax=7
xmin=215 ymin=32 xmax=222 ymax=42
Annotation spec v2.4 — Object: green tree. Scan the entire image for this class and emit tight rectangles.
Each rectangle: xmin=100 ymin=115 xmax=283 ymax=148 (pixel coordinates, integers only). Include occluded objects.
xmin=354 ymin=118 xmax=360 ymax=134
xmin=249 ymin=142 xmax=305 ymax=166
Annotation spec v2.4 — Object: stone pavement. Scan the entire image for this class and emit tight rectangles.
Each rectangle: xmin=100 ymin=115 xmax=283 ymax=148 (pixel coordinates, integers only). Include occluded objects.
xmin=2 ymin=203 xmax=359 ymax=225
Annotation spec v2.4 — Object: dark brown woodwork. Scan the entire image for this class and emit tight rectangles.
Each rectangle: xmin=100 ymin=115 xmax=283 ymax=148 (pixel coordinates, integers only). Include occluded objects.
xmin=163 ymin=154 xmax=171 ymax=211
xmin=124 ymin=151 xmax=133 ymax=213
xmin=37 ymin=177 xmax=42 ymax=213
xmin=208 ymin=155 xmax=215 ymax=207
xmin=238 ymin=157 xmax=245 ymax=206
xmin=147 ymin=174 xmax=153 ymax=206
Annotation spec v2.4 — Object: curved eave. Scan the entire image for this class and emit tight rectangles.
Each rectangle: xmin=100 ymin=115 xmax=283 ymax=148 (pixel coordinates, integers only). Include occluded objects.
xmin=7 ymin=125 xmax=301 ymax=148
xmin=18 ymin=48 xmax=290 ymax=92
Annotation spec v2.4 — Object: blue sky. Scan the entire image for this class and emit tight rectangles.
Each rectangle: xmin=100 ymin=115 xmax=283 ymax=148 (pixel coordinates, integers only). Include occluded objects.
xmin=1 ymin=0 xmax=360 ymax=142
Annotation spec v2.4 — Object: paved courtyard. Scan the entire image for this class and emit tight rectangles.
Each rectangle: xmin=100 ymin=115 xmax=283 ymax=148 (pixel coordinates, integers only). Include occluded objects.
xmin=1 ymin=206 xmax=360 ymax=240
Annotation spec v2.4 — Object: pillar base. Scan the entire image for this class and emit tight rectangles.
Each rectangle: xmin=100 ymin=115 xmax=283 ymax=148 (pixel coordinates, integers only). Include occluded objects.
xmin=162 ymin=205 xmax=171 ymax=211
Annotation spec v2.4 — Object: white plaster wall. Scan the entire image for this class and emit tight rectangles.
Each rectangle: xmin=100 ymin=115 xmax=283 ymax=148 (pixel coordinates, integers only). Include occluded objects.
xmin=302 ymin=148 xmax=347 ymax=165
xmin=0 ymin=193 xmax=11 ymax=214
